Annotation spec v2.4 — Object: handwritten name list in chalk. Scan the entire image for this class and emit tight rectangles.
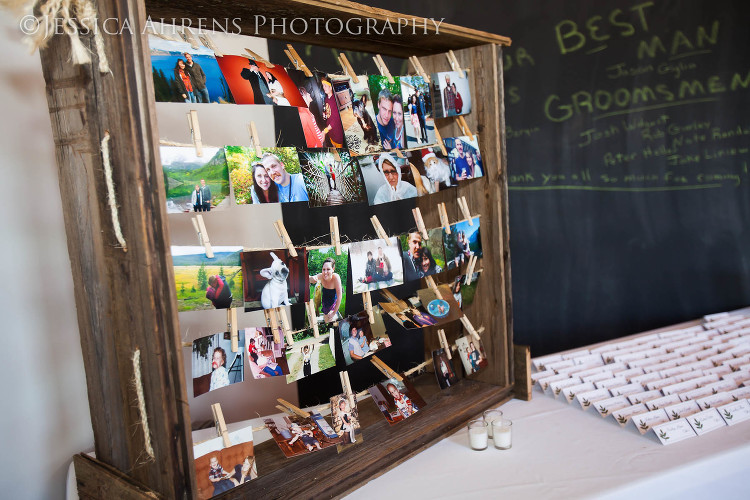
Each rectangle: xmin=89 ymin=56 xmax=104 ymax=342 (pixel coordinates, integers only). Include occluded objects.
xmin=502 ymin=1 xmax=750 ymax=192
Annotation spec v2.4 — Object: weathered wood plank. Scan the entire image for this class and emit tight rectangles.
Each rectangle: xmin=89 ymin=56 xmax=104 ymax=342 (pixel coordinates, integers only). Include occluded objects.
xmin=513 ymin=344 xmax=532 ymax=401
xmin=74 ymin=454 xmax=162 ymax=500
xmin=38 ymin=0 xmax=195 ymax=496
xmin=144 ymin=0 xmax=510 ymax=58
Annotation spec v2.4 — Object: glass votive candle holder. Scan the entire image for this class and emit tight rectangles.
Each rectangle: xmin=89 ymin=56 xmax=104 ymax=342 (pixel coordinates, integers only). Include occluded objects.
xmin=492 ymin=418 xmax=512 ymax=450
xmin=483 ymin=409 xmax=504 ymax=438
xmin=467 ymin=419 xmax=489 ymax=450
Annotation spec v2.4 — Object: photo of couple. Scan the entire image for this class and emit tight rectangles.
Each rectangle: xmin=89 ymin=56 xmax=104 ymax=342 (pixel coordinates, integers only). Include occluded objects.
xmin=287 ymin=69 xmax=347 ymax=149
xmin=193 ymin=425 xmax=255 ymax=499
xmin=226 ymin=146 xmax=310 ymax=205
xmin=190 ymin=331 xmax=245 ymax=397
xmin=445 ymin=135 xmax=484 ymax=181
xmin=367 ymin=75 xmax=406 ymax=150
xmin=455 ymin=335 xmax=488 ymax=375
xmin=444 ymin=217 xmax=483 ymax=270
xmin=149 ymin=35 xmax=234 ymax=104
xmin=350 ymin=237 xmax=405 ymax=294
xmin=431 ymin=70 xmax=472 ymax=118
xmin=216 ymin=55 xmax=306 ymax=107
xmin=161 ymin=146 xmax=230 ymax=213
xmin=400 ymin=76 xmax=435 ymax=148
xmin=400 ymin=230 xmax=446 ymax=282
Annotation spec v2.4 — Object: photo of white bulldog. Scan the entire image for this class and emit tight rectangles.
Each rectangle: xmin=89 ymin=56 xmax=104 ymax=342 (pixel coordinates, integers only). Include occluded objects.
xmin=260 ymin=252 xmax=291 ymax=309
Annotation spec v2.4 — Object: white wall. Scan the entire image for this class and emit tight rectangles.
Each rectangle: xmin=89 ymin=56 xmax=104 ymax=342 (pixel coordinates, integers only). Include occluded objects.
xmin=0 ymin=9 xmax=95 ymax=500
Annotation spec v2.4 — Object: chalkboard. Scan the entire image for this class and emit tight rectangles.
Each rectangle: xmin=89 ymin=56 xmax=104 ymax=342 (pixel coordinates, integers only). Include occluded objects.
xmin=270 ymin=0 xmax=750 ymax=360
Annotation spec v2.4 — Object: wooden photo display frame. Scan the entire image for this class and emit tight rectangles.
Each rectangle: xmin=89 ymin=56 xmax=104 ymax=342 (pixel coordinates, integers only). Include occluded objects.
xmin=38 ymin=0 xmax=514 ymax=498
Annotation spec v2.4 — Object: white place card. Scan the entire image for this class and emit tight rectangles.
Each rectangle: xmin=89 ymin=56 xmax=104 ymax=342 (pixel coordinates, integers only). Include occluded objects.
xmin=533 ymin=354 xmax=562 ymax=370
xmin=562 ymin=382 xmax=596 ymax=403
xmin=703 ymin=311 xmax=730 ymax=322
xmin=659 ymin=365 xmax=694 ymax=378
xmin=718 ymin=399 xmax=750 ymax=425
xmin=695 ymin=392 xmax=735 ymax=410
xmin=662 ymin=374 xmax=720 ymax=395
xmin=695 ymin=347 xmax=721 ymax=361
xmin=722 ymin=370 xmax=750 ymax=385
xmin=653 ymin=419 xmax=697 ymax=445
xmin=725 ymin=355 xmax=750 ymax=370
xmin=570 ymin=353 xmax=604 ymax=366
xmin=568 ymin=365 xmax=608 ymax=378
xmin=664 ymin=400 xmax=701 ymax=420
xmin=673 ymin=345 xmax=703 ymax=357
xmin=662 ymin=338 xmax=695 ymax=352
xmin=630 ymin=372 xmax=663 ymax=385
xmin=594 ymin=395 xmax=630 ymax=417
xmin=643 ymin=359 xmax=679 ymax=374
xmin=595 ymin=377 xmax=628 ymax=390
xmin=531 ymin=369 xmax=556 ymax=382
xmin=687 ymin=408 xmax=727 ymax=435
xmin=678 ymin=386 xmax=716 ymax=402
xmin=546 ymin=359 xmax=576 ymax=372
xmin=615 ymin=367 xmax=645 ymax=381
xmin=550 ymin=377 xmax=583 ymax=397
xmin=577 ymin=388 xmax=612 ymax=410
xmin=610 ymin=383 xmax=644 ymax=397
xmin=728 ymin=386 xmax=750 ymax=401
xmin=646 ymin=393 xmax=682 ymax=411
xmin=537 ymin=373 xmax=570 ymax=391
xmin=678 ymin=359 xmax=714 ymax=372
xmin=582 ymin=371 xmax=615 ymax=384
xmin=561 ymin=349 xmax=591 ymax=360
xmin=556 ymin=363 xmax=599 ymax=376
xmin=632 ymin=408 xmax=670 ymax=434
xmin=707 ymin=352 xmax=733 ymax=365
xmin=725 ymin=345 xmax=750 ymax=358
xmin=646 ymin=375 xmax=684 ymax=391
xmin=726 ymin=336 xmax=750 ymax=346
xmin=628 ymin=389 xmax=663 ymax=405
xmin=675 ymin=353 xmax=699 ymax=366
xmin=612 ymin=403 xmax=648 ymax=426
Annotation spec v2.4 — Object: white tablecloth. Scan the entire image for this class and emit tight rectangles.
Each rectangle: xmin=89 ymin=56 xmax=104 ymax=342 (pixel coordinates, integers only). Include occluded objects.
xmin=345 ymin=394 xmax=750 ymax=499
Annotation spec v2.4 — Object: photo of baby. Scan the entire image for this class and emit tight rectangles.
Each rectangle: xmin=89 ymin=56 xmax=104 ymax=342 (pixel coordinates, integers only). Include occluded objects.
xmin=369 ymin=377 xmax=427 ymax=425
xmin=191 ymin=331 xmax=245 ymax=397
xmin=349 ymin=237 xmax=405 ymax=294
xmin=244 ymin=327 xmax=289 ymax=379
xmin=193 ymin=425 xmax=255 ymax=499
xmin=285 ymin=328 xmax=336 ymax=383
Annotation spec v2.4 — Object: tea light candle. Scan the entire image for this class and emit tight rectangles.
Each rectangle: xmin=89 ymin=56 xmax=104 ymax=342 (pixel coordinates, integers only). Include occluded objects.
xmin=493 ymin=418 xmax=512 ymax=450
xmin=483 ymin=409 xmax=503 ymax=438
xmin=467 ymin=419 xmax=488 ymax=450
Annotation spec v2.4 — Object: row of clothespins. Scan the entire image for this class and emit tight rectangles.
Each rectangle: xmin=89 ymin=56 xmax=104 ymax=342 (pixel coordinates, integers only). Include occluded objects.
xmin=191 ymin=194 xmax=475 ymax=260
xmin=207 ymin=318 xmax=484 ymax=449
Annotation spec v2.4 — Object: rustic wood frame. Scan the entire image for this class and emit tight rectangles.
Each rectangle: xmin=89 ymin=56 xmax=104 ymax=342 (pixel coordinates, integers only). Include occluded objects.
xmin=38 ymin=0 xmax=514 ymax=498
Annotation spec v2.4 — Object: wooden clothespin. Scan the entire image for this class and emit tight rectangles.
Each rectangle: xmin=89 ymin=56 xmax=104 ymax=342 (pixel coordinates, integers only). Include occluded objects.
xmin=210 ymin=403 xmax=231 ymax=448
xmin=276 ymin=307 xmax=294 ymax=346
xmin=265 ymin=308 xmax=281 ymax=343
xmin=370 ymin=215 xmax=389 ymax=241
xmin=380 ymin=289 xmax=400 ymax=304
xmin=338 ymin=53 xmax=359 ymax=83
xmin=182 ymin=27 xmax=200 ymax=50
xmin=227 ymin=308 xmax=238 ymax=352
xmin=305 ymin=301 xmax=320 ymax=337
xmin=245 ymin=48 xmax=275 ymax=67
xmin=438 ymin=329 xmax=452 ymax=360
xmin=425 ymin=275 xmax=443 ymax=300
xmin=191 ymin=214 xmax=214 ymax=258
xmin=363 ymin=290 xmax=375 ymax=324
xmin=412 ymin=208 xmax=428 ymax=240
xmin=275 ymin=405 xmax=294 ymax=416
xmin=458 ymin=196 xmax=473 ymax=224
xmin=464 ymin=255 xmax=477 ymax=285
xmin=277 ymin=398 xmax=310 ymax=418
xmin=370 ymin=356 xmax=403 ymax=381
xmin=199 ymin=33 xmax=223 ymax=57
xmin=248 ymin=121 xmax=262 ymax=157
xmin=433 ymin=127 xmax=448 ymax=155
xmin=456 ymin=116 xmax=475 ymax=141
xmin=372 ymin=54 xmax=394 ymax=84
xmin=437 ymin=203 xmax=451 ymax=234
xmin=329 ymin=147 xmax=341 ymax=162
xmin=182 ymin=342 xmax=192 ymax=348
xmin=460 ymin=315 xmax=481 ymax=341
xmin=273 ymin=220 xmax=297 ymax=257
xmin=446 ymin=50 xmax=466 ymax=78
xmin=408 ymin=55 xmax=430 ymax=83
xmin=285 ymin=44 xmax=313 ymax=77
xmin=329 ymin=216 xmax=341 ymax=256
xmin=187 ymin=110 xmax=203 ymax=157
xmin=340 ymin=371 xmax=356 ymax=409
xmin=392 ymin=148 xmax=405 ymax=159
